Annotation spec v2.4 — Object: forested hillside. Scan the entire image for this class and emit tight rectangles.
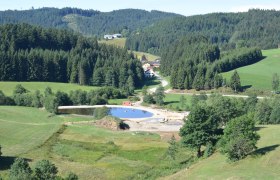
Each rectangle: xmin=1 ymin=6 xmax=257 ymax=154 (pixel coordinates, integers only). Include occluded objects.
xmin=162 ymin=36 xmax=263 ymax=90
xmin=126 ymin=9 xmax=280 ymax=54
xmin=0 ymin=24 xmax=144 ymax=94
xmin=0 ymin=8 xmax=180 ymax=36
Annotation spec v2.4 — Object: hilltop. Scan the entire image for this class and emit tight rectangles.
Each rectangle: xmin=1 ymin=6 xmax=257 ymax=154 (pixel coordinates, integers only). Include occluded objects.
xmin=0 ymin=8 xmax=181 ymax=37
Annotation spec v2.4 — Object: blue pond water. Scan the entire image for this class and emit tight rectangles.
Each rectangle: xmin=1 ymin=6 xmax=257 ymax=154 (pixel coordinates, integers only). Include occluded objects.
xmin=109 ymin=107 xmax=153 ymax=118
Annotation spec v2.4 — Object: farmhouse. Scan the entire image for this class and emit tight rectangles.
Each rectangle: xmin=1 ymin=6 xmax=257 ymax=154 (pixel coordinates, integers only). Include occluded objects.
xmin=104 ymin=34 xmax=122 ymax=40
xmin=144 ymin=69 xmax=155 ymax=78
xmin=113 ymin=34 xmax=122 ymax=38
xmin=104 ymin=35 xmax=113 ymax=40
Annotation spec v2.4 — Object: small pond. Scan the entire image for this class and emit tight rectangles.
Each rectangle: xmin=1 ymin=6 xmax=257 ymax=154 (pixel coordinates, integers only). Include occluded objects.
xmin=59 ymin=107 xmax=154 ymax=119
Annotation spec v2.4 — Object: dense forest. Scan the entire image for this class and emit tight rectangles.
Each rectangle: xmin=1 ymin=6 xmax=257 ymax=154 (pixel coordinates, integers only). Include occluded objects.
xmin=0 ymin=8 xmax=180 ymax=37
xmin=162 ymin=36 xmax=263 ymax=90
xmin=0 ymin=24 xmax=144 ymax=94
xmin=126 ymin=9 xmax=280 ymax=54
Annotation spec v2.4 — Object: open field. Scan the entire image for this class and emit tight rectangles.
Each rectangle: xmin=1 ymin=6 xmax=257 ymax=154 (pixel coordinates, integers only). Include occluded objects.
xmin=0 ymin=106 xmax=64 ymax=156
xmin=0 ymin=82 xmax=99 ymax=96
xmin=163 ymin=125 xmax=280 ymax=180
xmin=0 ymin=106 xmax=193 ymax=179
xmin=222 ymin=49 xmax=280 ymax=90
xmin=132 ymin=51 xmax=160 ymax=62
xmin=164 ymin=94 xmax=192 ymax=111
xmin=99 ymin=38 xmax=126 ymax=48
xmin=99 ymin=38 xmax=160 ymax=61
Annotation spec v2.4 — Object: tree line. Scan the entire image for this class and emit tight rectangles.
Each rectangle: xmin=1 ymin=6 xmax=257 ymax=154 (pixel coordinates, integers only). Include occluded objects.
xmin=0 ymin=84 xmax=127 ymax=114
xmin=161 ymin=36 xmax=262 ymax=90
xmin=0 ymin=24 xmax=144 ymax=93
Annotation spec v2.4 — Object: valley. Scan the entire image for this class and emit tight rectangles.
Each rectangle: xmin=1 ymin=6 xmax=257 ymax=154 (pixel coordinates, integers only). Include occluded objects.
xmin=0 ymin=4 xmax=280 ymax=180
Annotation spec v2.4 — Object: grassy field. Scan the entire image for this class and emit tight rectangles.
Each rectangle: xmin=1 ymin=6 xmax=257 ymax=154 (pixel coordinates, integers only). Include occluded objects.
xmin=0 ymin=106 xmax=88 ymax=156
xmin=99 ymin=38 xmax=127 ymax=48
xmin=0 ymin=82 xmax=99 ymax=96
xmin=163 ymin=125 xmax=280 ymax=180
xmin=222 ymin=49 xmax=280 ymax=90
xmin=164 ymin=94 xmax=193 ymax=111
xmin=132 ymin=51 xmax=160 ymax=61
xmin=99 ymin=38 xmax=160 ymax=61
xmin=0 ymin=106 xmax=193 ymax=179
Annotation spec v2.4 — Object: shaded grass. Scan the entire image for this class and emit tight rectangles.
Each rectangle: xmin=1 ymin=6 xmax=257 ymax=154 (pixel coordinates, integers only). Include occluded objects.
xmin=0 ymin=81 xmax=99 ymax=96
xmin=222 ymin=49 xmax=280 ymax=90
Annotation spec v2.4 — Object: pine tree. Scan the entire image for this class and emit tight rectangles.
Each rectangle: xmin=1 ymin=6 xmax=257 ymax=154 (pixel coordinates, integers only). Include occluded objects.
xmin=272 ymin=73 xmax=279 ymax=92
xmin=230 ymin=70 xmax=241 ymax=92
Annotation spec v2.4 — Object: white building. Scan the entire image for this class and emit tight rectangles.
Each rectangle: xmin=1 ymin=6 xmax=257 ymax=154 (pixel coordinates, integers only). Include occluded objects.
xmin=104 ymin=35 xmax=113 ymax=40
xmin=104 ymin=34 xmax=122 ymax=40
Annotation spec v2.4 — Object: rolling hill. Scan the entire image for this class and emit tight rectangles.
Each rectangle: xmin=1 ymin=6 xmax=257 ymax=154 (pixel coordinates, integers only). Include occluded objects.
xmin=163 ymin=125 xmax=280 ymax=180
xmin=126 ymin=9 xmax=280 ymax=54
xmin=0 ymin=8 xmax=181 ymax=37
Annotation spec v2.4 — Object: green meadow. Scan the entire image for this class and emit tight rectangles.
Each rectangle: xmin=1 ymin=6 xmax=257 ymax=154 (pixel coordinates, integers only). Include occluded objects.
xmin=222 ymin=49 xmax=280 ymax=90
xmin=0 ymin=106 xmax=193 ymax=179
xmin=99 ymin=38 xmax=160 ymax=61
xmin=164 ymin=94 xmax=193 ymax=111
xmin=0 ymin=82 xmax=99 ymax=96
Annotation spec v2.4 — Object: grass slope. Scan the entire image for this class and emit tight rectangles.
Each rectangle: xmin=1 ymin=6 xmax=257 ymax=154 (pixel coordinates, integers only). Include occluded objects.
xmin=99 ymin=38 xmax=160 ymax=61
xmin=98 ymin=38 xmax=127 ymax=48
xmin=222 ymin=49 xmax=280 ymax=90
xmin=163 ymin=125 xmax=280 ymax=180
xmin=0 ymin=82 xmax=99 ymax=96
xmin=0 ymin=106 xmax=65 ymax=156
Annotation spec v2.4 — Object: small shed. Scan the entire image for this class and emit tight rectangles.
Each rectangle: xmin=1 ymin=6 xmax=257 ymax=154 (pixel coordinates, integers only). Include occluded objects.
xmin=122 ymin=101 xmax=132 ymax=106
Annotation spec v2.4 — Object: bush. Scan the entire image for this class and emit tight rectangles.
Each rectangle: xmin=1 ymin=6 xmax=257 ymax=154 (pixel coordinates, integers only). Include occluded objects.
xmin=219 ymin=115 xmax=259 ymax=161
xmin=34 ymin=160 xmax=58 ymax=180
xmin=65 ymin=172 xmax=79 ymax=180
xmin=9 ymin=158 xmax=32 ymax=180
xmin=93 ymin=106 xmax=109 ymax=119
xmin=143 ymin=94 xmax=155 ymax=104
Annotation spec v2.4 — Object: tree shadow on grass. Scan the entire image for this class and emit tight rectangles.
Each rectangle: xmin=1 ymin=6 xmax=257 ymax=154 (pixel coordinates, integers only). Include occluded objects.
xmin=251 ymin=144 xmax=279 ymax=156
xmin=164 ymin=101 xmax=179 ymax=106
xmin=255 ymin=126 xmax=267 ymax=131
xmin=0 ymin=156 xmax=32 ymax=170
xmin=242 ymin=85 xmax=252 ymax=91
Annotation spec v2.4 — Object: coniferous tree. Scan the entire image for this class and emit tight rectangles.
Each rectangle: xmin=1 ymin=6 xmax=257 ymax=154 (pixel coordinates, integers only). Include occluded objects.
xmin=230 ymin=70 xmax=241 ymax=92
xmin=272 ymin=73 xmax=279 ymax=92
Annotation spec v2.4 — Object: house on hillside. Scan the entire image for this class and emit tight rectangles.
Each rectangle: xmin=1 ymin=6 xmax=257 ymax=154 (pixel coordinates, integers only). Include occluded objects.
xmin=113 ymin=34 xmax=122 ymax=38
xmin=144 ymin=69 xmax=155 ymax=78
xmin=104 ymin=34 xmax=122 ymax=40
xmin=142 ymin=63 xmax=151 ymax=71
xmin=150 ymin=59 xmax=161 ymax=68
xmin=104 ymin=35 xmax=113 ymax=40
